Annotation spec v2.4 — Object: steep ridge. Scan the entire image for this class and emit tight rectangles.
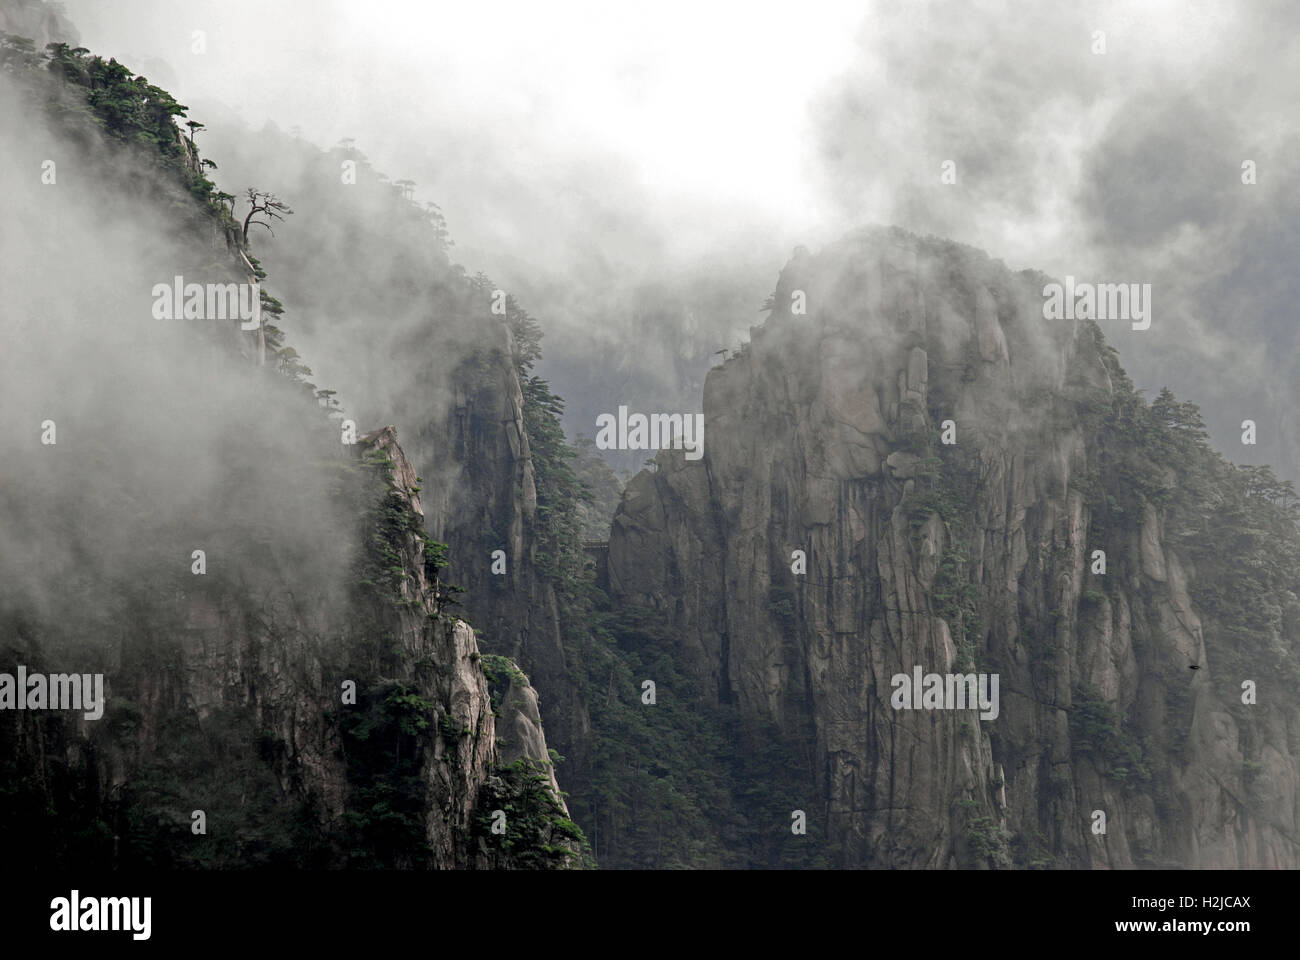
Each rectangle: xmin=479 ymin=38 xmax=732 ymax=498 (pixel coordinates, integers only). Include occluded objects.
xmin=184 ymin=119 xmax=597 ymax=776
xmin=1 ymin=423 xmax=578 ymax=868
xmin=413 ymin=321 xmax=596 ymax=778
xmin=0 ymin=24 xmax=579 ymax=869
xmin=610 ymin=226 xmax=1300 ymax=868
xmin=8 ymin=1 xmax=1297 ymax=870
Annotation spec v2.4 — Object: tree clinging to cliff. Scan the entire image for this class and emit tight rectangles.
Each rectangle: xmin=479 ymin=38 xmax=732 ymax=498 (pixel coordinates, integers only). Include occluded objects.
xmin=241 ymin=188 xmax=294 ymax=243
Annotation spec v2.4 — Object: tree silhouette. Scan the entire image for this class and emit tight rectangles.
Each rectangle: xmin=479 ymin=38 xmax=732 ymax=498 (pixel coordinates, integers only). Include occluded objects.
xmin=241 ymin=188 xmax=293 ymax=243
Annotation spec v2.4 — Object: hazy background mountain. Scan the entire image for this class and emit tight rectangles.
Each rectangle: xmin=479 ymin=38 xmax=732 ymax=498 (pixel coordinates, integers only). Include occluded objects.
xmin=4 ymin=0 xmax=1299 ymax=873
xmin=52 ymin=0 xmax=1300 ymax=480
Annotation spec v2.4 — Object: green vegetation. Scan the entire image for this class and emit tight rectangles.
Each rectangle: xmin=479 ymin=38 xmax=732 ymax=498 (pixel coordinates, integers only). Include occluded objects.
xmin=347 ymin=447 xmax=455 ymax=610
xmin=0 ymin=29 xmax=582 ymax=872
xmin=564 ymin=604 xmax=828 ymax=868
xmin=507 ymin=294 xmax=593 ymax=589
xmin=570 ymin=436 xmax=625 ymax=540
xmin=22 ymin=40 xmax=238 ymax=234
xmin=492 ymin=307 xmax=826 ymax=866
xmin=473 ymin=654 xmax=592 ymax=867
xmin=933 ymin=549 xmax=981 ymax=671
xmin=475 ymin=759 xmax=589 ymax=869
xmin=7 ymin=22 xmax=1299 ymax=873
xmin=1068 ymin=685 xmax=1151 ymax=784
xmin=905 ymin=440 xmax=985 ymax=671
xmin=1078 ymin=319 xmax=1300 ymax=689
xmin=0 ymin=35 xmax=327 ymax=406
xmin=966 ymin=814 xmax=1013 ymax=866
xmin=336 ymin=681 xmax=437 ymax=868
xmin=480 ymin=653 xmax=528 ymax=718
xmin=908 ymin=454 xmax=972 ymax=527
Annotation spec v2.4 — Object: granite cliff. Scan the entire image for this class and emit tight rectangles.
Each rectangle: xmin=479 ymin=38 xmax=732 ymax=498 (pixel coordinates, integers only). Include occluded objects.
xmin=609 ymin=226 xmax=1300 ymax=868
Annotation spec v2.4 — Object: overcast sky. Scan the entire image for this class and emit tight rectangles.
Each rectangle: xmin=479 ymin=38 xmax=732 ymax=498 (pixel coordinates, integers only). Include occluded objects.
xmin=61 ymin=1 xmax=861 ymax=250
xmin=56 ymin=0 xmax=1300 ymax=477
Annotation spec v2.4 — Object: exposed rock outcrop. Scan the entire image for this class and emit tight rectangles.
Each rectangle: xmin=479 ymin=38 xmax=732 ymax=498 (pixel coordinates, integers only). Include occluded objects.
xmin=1 ymin=425 xmax=572 ymax=868
xmin=610 ymin=225 xmax=1300 ymax=868
xmin=416 ymin=331 xmax=593 ymax=776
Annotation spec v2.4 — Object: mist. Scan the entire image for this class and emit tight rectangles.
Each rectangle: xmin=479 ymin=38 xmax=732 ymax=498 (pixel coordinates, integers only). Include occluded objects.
xmin=47 ymin=0 xmax=1300 ymax=481
xmin=811 ymin=0 xmax=1300 ymax=476
xmin=0 ymin=63 xmax=362 ymax=659
xmin=3 ymin=0 xmax=1300 ymax=896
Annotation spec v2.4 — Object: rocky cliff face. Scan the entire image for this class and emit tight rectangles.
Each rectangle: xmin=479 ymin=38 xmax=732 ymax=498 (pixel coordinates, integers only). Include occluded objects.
xmin=414 ymin=329 xmax=594 ymax=775
xmin=610 ymin=225 xmax=1300 ymax=868
xmin=175 ymin=115 xmax=595 ymax=780
xmin=0 ymin=22 xmax=578 ymax=865
xmin=1 ymin=424 xmax=572 ymax=868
